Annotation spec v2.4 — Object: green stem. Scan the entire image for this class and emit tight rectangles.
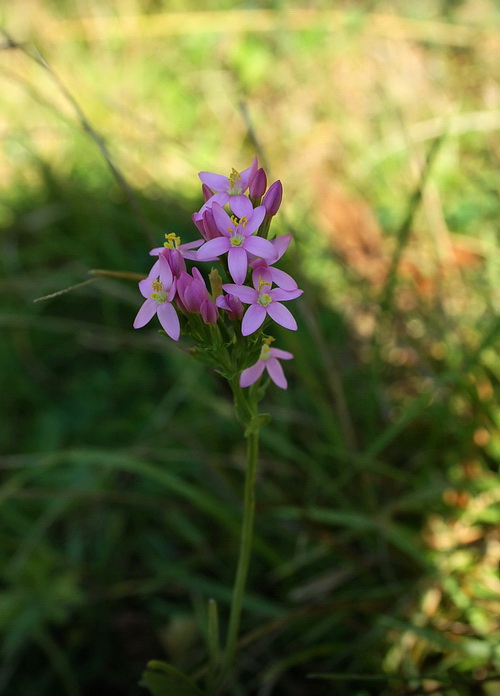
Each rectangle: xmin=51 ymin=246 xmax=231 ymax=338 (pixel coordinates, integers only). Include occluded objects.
xmin=216 ymin=426 xmax=259 ymax=692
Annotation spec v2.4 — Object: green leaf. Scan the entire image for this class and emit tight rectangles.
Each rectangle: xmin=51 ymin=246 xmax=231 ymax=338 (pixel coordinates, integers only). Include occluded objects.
xmin=140 ymin=661 xmax=204 ymax=696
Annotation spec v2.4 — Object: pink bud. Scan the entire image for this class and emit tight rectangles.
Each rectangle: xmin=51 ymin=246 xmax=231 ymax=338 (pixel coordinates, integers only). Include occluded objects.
xmin=176 ymin=268 xmax=218 ymax=324
xmin=262 ymin=180 xmax=283 ymax=216
xmin=192 ymin=208 xmax=221 ymax=241
xmin=202 ymin=183 xmax=214 ymax=203
xmin=201 ymin=207 xmax=221 ymax=240
xmin=200 ymin=298 xmax=219 ymax=324
xmin=160 ymin=248 xmax=186 ymax=278
xmin=249 ymin=168 xmax=267 ymax=199
xmin=216 ymin=293 xmax=244 ymax=321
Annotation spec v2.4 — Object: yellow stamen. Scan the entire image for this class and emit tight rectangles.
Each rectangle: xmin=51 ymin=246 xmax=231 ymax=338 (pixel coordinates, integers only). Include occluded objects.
xmin=228 ymin=168 xmax=241 ymax=186
xmin=257 ymin=275 xmax=272 ymax=291
xmin=228 ymin=167 xmax=243 ymax=195
xmin=152 ymin=280 xmax=163 ymax=292
xmin=164 ymin=232 xmax=181 ymax=249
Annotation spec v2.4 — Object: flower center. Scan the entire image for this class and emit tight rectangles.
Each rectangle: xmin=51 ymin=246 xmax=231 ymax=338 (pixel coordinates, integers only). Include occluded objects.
xmin=259 ymin=343 xmax=271 ymax=361
xmin=258 ymin=292 xmax=272 ymax=307
xmin=230 ymin=233 xmax=245 ymax=247
xmin=228 ymin=168 xmax=243 ymax=195
xmin=150 ymin=279 xmax=167 ymax=303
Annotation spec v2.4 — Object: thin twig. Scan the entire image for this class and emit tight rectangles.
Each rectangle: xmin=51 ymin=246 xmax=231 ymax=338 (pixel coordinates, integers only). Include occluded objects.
xmin=33 ymin=278 xmax=100 ymax=302
xmin=0 ymin=29 xmax=155 ymax=247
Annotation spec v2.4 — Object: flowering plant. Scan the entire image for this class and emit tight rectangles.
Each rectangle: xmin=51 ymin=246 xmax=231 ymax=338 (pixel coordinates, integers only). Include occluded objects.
xmin=134 ymin=157 xmax=302 ymax=401
xmin=136 ymin=158 xmax=302 ymax=696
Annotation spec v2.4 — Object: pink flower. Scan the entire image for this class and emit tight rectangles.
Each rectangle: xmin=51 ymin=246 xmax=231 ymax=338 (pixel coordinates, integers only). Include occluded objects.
xmin=240 ymin=343 xmax=294 ymax=389
xmin=198 ymin=157 xmax=258 ymax=206
xmin=133 ymin=253 xmax=180 ymax=340
xmin=176 ymin=268 xmax=219 ymax=324
xmin=196 ymin=200 xmax=277 ymax=284
xmin=222 ymin=275 xmax=303 ymax=336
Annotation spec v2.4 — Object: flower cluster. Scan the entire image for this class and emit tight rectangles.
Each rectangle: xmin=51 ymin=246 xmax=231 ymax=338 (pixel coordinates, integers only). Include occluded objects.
xmin=134 ymin=158 xmax=302 ymax=390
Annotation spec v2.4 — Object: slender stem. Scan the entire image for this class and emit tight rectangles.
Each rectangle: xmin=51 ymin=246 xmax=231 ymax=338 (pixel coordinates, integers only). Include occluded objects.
xmin=216 ymin=427 xmax=259 ymax=692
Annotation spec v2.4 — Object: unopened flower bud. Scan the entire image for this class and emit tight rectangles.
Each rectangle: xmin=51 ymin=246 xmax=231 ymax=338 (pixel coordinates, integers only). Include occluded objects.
xmin=200 ymin=298 xmax=219 ymax=324
xmin=216 ymin=293 xmax=244 ymax=321
xmin=262 ymin=180 xmax=283 ymax=217
xmin=249 ymin=168 xmax=267 ymax=199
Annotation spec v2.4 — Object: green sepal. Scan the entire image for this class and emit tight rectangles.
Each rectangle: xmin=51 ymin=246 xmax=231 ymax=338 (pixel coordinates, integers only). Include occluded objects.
xmin=244 ymin=413 xmax=271 ymax=437
xmin=140 ymin=660 xmax=204 ymax=696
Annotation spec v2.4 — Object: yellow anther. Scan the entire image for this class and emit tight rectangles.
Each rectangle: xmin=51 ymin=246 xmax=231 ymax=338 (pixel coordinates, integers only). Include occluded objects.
xmin=152 ymin=280 xmax=163 ymax=292
xmin=228 ymin=168 xmax=243 ymax=195
xmin=257 ymin=275 xmax=272 ymax=291
xmin=230 ymin=215 xmax=239 ymax=226
xmin=240 ymin=215 xmax=248 ymax=228
xmin=263 ymin=336 xmax=275 ymax=346
xmin=164 ymin=233 xmax=181 ymax=249
xmin=228 ymin=168 xmax=241 ymax=186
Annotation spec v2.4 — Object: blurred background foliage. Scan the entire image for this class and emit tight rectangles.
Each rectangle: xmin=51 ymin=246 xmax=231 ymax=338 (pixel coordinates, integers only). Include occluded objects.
xmin=1 ymin=0 xmax=499 ymax=695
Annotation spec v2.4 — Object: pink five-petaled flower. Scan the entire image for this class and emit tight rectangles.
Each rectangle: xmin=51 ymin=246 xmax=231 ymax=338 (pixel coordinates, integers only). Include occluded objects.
xmin=197 ymin=200 xmax=277 ymax=285
xmin=240 ymin=343 xmax=294 ymax=390
xmin=133 ymin=253 xmax=180 ymax=340
xmin=198 ymin=157 xmax=258 ymax=206
xmin=222 ymin=275 xmax=303 ymax=336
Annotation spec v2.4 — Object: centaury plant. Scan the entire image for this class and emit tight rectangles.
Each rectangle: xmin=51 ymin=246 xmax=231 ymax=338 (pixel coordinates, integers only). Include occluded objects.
xmin=134 ymin=158 xmax=302 ymax=696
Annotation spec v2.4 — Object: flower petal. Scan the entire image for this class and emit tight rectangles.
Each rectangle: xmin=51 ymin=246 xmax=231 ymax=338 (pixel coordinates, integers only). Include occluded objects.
xmin=270 ymin=287 xmax=303 ymax=302
xmin=269 ymin=348 xmax=294 ymax=360
xmin=198 ymin=172 xmax=229 ymax=191
xmin=266 ymin=358 xmax=288 ymax=389
xmin=270 ymin=268 xmax=298 ymax=290
xmin=159 ymin=253 xmax=174 ymax=287
xmin=222 ymin=284 xmax=257 ymax=304
xmin=157 ymin=302 xmax=180 ymax=340
xmin=243 ymin=205 xmax=265 ymax=234
xmin=211 ymin=202 xmax=234 ymax=237
xmin=239 ymin=359 xmax=266 ymax=387
xmin=271 ymin=234 xmax=292 ymax=260
xmin=241 ymin=304 xmax=266 ymax=336
xmin=266 ymin=302 xmax=298 ymax=330
xmin=229 ymin=195 xmax=253 ymax=219
xmin=133 ymin=298 xmax=157 ymax=328
xmin=243 ymin=236 xmax=278 ymax=261
xmin=228 ymin=247 xmax=248 ymax=285
xmin=197 ymin=237 xmax=230 ymax=261
xmin=138 ymin=277 xmax=153 ymax=299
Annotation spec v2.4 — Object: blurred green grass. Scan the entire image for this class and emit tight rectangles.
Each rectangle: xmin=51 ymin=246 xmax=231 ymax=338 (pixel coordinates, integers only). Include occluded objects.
xmin=1 ymin=1 xmax=499 ymax=695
